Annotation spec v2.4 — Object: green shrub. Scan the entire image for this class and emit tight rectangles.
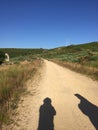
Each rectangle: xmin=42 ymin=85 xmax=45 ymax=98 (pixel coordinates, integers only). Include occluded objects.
xmin=0 ymin=51 xmax=5 ymax=64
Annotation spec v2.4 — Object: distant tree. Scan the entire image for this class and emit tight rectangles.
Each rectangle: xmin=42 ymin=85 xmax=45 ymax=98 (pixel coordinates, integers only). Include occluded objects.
xmin=0 ymin=51 xmax=5 ymax=64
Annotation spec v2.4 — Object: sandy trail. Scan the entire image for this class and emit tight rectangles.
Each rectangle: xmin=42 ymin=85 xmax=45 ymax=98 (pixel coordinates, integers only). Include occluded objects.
xmin=7 ymin=60 xmax=98 ymax=130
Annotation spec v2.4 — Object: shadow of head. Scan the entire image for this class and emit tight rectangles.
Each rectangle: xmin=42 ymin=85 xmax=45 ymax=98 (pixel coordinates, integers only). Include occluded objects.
xmin=75 ymin=93 xmax=98 ymax=130
xmin=43 ymin=97 xmax=51 ymax=105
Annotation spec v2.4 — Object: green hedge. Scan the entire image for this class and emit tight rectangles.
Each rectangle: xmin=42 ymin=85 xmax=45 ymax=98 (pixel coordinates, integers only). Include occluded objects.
xmin=0 ymin=51 xmax=5 ymax=64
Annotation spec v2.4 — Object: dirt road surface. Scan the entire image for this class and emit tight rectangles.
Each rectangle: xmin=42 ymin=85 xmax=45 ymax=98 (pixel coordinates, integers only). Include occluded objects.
xmin=7 ymin=60 xmax=98 ymax=130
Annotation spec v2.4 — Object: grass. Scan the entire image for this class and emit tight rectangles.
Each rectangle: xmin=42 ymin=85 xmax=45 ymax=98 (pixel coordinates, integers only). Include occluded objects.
xmin=0 ymin=59 xmax=42 ymax=128
xmin=52 ymin=59 xmax=98 ymax=80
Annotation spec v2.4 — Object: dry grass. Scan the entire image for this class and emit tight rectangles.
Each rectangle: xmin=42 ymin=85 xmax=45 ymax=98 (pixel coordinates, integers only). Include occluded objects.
xmin=0 ymin=60 xmax=42 ymax=127
xmin=52 ymin=60 xmax=98 ymax=80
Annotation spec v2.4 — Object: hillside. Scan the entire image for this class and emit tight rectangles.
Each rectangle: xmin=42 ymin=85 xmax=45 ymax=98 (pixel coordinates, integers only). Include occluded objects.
xmin=0 ymin=41 xmax=98 ymax=57
xmin=0 ymin=42 xmax=98 ymax=68
xmin=42 ymin=41 xmax=98 ymax=56
xmin=0 ymin=48 xmax=46 ymax=58
xmin=42 ymin=42 xmax=98 ymax=69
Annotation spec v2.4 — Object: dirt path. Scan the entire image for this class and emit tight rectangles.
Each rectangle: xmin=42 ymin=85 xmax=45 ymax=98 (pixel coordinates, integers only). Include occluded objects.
xmin=7 ymin=60 xmax=98 ymax=130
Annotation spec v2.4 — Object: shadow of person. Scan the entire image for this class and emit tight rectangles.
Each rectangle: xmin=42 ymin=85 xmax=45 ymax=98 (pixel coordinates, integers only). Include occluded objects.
xmin=37 ymin=97 xmax=56 ymax=130
xmin=75 ymin=94 xmax=98 ymax=130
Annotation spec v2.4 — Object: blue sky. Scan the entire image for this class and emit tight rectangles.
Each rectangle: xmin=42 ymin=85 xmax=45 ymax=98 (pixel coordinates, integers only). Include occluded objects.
xmin=0 ymin=0 xmax=98 ymax=48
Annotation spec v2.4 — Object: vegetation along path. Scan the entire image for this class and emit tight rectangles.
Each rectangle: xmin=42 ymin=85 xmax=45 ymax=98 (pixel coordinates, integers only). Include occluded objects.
xmin=7 ymin=60 xmax=98 ymax=130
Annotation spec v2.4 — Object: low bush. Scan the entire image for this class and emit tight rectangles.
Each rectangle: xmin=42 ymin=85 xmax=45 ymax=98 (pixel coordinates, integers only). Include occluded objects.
xmin=0 ymin=51 xmax=5 ymax=64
